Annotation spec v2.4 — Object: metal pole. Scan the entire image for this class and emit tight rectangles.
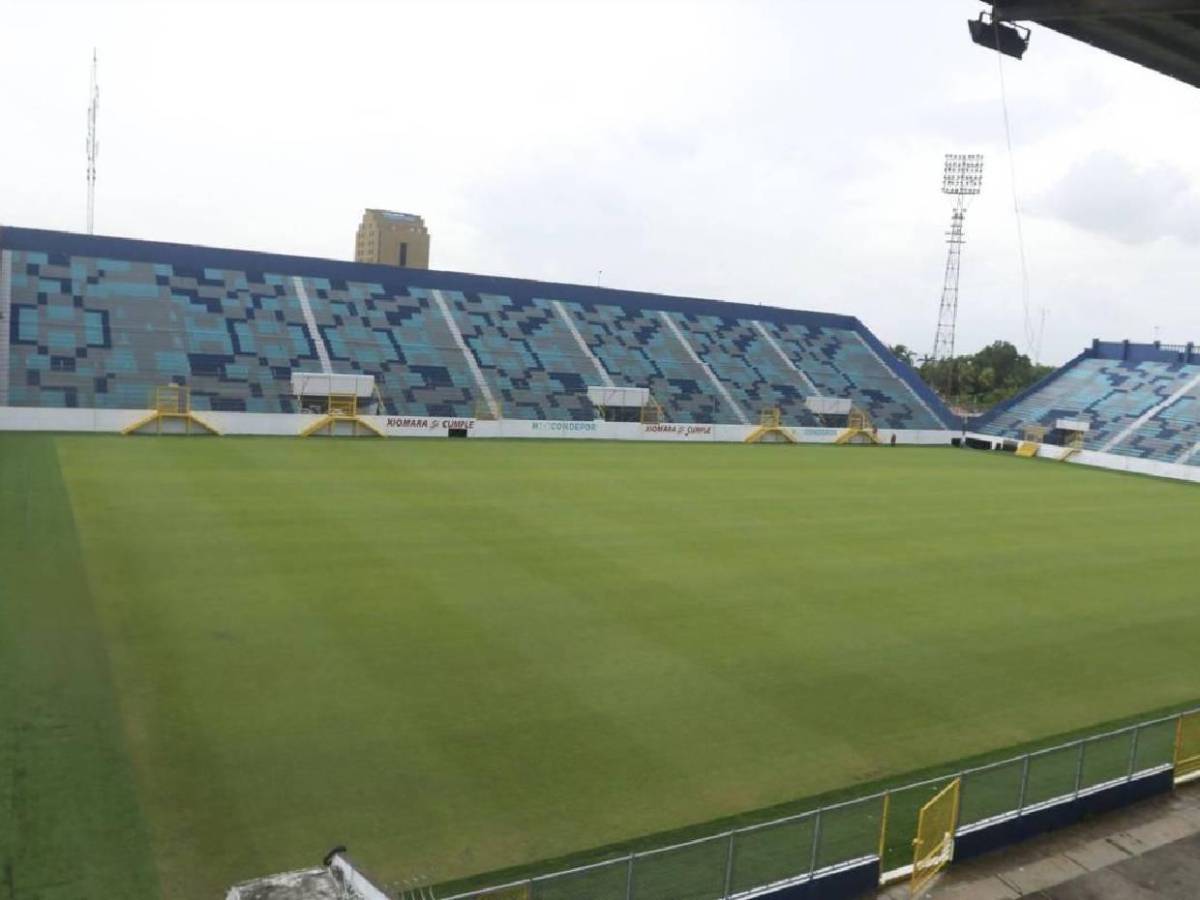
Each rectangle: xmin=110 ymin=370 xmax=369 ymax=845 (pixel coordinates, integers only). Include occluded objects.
xmin=1127 ymin=726 xmax=1141 ymax=780
xmin=808 ymin=808 xmax=823 ymax=876
xmin=722 ymin=832 xmax=736 ymax=899
xmin=1073 ymin=741 xmax=1086 ymax=798
xmin=877 ymin=792 xmax=891 ymax=863
xmin=1016 ymin=754 xmax=1030 ymax=812
xmin=625 ymin=853 xmax=635 ymax=900
xmin=1175 ymin=714 xmax=1185 ymax=773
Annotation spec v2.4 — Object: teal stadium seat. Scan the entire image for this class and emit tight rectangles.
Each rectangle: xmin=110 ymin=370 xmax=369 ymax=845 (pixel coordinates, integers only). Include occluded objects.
xmin=975 ymin=340 xmax=1200 ymax=466
xmin=0 ymin=226 xmax=951 ymax=429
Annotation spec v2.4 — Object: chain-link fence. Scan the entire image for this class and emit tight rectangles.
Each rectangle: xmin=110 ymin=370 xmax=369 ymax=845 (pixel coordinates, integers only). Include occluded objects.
xmin=440 ymin=709 xmax=1196 ymax=900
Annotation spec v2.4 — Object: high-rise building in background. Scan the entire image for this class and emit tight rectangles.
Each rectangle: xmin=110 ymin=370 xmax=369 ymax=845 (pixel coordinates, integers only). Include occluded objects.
xmin=354 ymin=209 xmax=430 ymax=268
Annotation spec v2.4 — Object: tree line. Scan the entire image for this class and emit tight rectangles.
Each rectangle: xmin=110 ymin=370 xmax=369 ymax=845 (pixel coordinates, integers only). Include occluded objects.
xmin=889 ymin=340 xmax=1054 ymax=410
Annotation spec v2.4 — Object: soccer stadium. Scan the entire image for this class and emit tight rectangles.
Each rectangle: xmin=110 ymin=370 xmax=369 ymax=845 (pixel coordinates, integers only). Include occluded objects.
xmin=5 ymin=5 xmax=1200 ymax=900
xmin=3 ymin=221 xmax=1200 ymax=900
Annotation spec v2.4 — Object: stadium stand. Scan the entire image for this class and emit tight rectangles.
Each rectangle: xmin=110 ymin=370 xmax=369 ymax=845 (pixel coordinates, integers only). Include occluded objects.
xmin=0 ymin=226 xmax=951 ymax=428
xmin=975 ymin=339 xmax=1200 ymax=465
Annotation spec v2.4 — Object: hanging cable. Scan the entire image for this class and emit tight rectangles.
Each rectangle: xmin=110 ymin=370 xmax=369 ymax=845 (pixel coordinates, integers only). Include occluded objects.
xmin=994 ymin=24 xmax=1036 ymax=356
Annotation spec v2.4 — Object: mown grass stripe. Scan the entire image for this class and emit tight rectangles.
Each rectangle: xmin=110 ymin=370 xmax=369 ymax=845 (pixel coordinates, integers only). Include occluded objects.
xmin=0 ymin=435 xmax=159 ymax=900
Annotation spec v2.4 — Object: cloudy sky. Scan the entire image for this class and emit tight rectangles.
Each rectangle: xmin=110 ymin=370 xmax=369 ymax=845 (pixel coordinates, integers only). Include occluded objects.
xmin=4 ymin=0 xmax=1199 ymax=364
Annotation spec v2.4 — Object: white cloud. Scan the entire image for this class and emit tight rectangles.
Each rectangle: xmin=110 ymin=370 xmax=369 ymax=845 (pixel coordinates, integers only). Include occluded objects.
xmin=1037 ymin=151 xmax=1200 ymax=245
xmin=2 ymin=0 xmax=1199 ymax=365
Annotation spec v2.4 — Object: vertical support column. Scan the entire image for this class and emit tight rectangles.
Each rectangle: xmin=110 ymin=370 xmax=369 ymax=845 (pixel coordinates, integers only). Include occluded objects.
xmin=877 ymin=791 xmax=891 ymax=874
xmin=1016 ymin=754 xmax=1031 ymax=812
xmin=808 ymin=808 xmax=823 ymax=877
xmin=1127 ymin=726 xmax=1141 ymax=780
xmin=722 ymin=832 xmax=736 ymax=899
xmin=1073 ymin=742 xmax=1086 ymax=798
xmin=0 ymin=249 xmax=11 ymax=405
xmin=624 ymin=852 xmax=636 ymax=900
xmin=1174 ymin=715 xmax=1185 ymax=776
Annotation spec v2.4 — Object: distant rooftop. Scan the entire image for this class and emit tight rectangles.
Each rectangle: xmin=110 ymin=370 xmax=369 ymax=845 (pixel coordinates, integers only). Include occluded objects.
xmin=368 ymin=209 xmax=423 ymax=224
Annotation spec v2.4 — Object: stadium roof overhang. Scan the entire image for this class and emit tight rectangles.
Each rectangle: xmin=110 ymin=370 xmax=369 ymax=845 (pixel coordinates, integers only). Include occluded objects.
xmin=978 ymin=1 xmax=1200 ymax=89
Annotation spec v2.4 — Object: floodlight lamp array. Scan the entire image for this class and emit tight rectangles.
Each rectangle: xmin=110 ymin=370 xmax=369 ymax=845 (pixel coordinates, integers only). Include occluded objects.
xmin=942 ymin=153 xmax=984 ymax=195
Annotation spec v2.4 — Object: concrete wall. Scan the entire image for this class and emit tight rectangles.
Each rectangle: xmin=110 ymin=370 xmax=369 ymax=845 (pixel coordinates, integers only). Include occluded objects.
xmin=965 ymin=432 xmax=1200 ymax=485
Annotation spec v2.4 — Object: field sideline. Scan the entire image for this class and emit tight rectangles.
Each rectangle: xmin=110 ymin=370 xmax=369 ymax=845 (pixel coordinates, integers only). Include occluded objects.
xmin=2 ymin=434 xmax=1199 ymax=899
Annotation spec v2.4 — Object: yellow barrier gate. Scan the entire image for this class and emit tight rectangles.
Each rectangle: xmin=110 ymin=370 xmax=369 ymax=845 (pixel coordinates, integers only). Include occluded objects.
xmin=910 ymin=777 xmax=960 ymax=897
xmin=1175 ymin=711 xmax=1200 ymax=783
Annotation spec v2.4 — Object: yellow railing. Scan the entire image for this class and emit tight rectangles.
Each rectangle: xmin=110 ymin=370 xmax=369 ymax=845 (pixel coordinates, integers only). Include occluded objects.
xmin=834 ymin=405 xmax=881 ymax=445
xmin=1175 ymin=711 xmax=1200 ymax=782
xmin=122 ymin=385 xmax=220 ymax=436
xmin=328 ymin=394 xmax=358 ymax=417
xmin=640 ymin=397 xmax=664 ymax=424
xmin=745 ymin=407 xmax=798 ymax=444
xmin=1021 ymin=424 xmax=1047 ymax=443
xmin=155 ymin=384 xmax=188 ymax=414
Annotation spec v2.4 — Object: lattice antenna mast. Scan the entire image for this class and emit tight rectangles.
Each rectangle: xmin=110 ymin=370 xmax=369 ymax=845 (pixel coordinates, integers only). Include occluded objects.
xmin=931 ymin=153 xmax=983 ymax=361
xmin=87 ymin=49 xmax=99 ymax=234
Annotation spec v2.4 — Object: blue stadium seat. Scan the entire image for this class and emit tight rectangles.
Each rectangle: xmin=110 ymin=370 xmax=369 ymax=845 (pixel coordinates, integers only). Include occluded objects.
xmin=0 ymin=226 xmax=953 ymax=430
xmin=975 ymin=341 xmax=1200 ymax=465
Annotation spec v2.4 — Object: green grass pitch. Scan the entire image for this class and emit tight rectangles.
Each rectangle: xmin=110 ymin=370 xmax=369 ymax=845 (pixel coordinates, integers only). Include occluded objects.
xmin=2 ymin=433 xmax=1199 ymax=899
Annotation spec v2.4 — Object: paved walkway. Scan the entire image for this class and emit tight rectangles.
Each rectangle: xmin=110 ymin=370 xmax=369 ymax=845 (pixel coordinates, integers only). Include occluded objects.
xmin=876 ymin=781 xmax=1200 ymax=899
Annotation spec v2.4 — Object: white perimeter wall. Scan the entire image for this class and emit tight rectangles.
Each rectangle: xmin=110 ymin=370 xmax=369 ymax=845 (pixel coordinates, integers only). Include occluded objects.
xmin=0 ymin=407 xmax=323 ymax=436
xmin=965 ymin=432 xmax=1200 ymax=486
xmin=0 ymin=406 xmax=953 ymax=446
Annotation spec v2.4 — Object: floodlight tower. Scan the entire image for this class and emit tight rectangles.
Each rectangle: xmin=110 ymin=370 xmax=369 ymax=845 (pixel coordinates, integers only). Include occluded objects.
xmin=86 ymin=49 xmax=99 ymax=235
xmin=931 ymin=153 xmax=983 ymax=361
